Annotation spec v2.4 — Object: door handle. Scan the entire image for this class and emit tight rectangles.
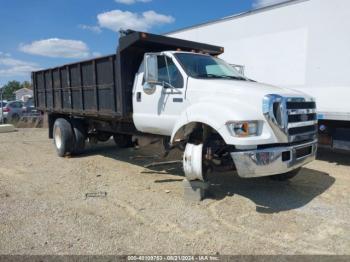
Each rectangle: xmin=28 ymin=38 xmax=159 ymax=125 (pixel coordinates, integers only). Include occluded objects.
xmin=173 ymin=98 xmax=183 ymax=103
xmin=136 ymin=92 xmax=141 ymax=102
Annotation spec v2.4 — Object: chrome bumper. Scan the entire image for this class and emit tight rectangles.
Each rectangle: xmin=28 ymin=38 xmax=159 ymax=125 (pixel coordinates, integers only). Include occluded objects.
xmin=230 ymin=140 xmax=317 ymax=178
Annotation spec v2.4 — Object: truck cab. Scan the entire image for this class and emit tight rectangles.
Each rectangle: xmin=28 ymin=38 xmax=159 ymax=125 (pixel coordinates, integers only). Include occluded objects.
xmin=133 ymin=50 xmax=317 ymax=181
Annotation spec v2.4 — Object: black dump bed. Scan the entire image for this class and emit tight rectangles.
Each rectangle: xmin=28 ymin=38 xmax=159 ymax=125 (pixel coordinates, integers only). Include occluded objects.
xmin=32 ymin=30 xmax=223 ymax=119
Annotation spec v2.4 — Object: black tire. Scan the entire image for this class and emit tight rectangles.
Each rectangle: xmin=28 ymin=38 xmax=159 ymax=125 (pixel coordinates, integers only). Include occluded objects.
xmin=53 ymin=118 xmax=74 ymax=157
xmin=97 ymin=132 xmax=111 ymax=142
xmin=71 ymin=119 xmax=86 ymax=155
xmin=113 ymin=134 xmax=133 ymax=148
xmin=269 ymin=168 xmax=301 ymax=181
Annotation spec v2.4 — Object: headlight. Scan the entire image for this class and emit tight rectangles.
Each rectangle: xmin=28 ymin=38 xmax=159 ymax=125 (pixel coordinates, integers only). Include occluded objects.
xmin=226 ymin=121 xmax=259 ymax=137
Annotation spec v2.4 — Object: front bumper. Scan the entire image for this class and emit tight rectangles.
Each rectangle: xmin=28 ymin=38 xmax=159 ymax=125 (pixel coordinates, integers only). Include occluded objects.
xmin=230 ymin=140 xmax=317 ymax=178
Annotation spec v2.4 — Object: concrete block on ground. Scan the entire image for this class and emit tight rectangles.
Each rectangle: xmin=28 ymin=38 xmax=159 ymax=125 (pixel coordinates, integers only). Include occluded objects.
xmin=0 ymin=124 xmax=15 ymax=133
xmin=183 ymin=179 xmax=209 ymax=201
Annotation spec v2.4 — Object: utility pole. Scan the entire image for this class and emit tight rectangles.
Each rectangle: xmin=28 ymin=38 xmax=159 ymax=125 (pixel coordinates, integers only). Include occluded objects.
xmin=0 ymin=87 xmax=3 ymax=124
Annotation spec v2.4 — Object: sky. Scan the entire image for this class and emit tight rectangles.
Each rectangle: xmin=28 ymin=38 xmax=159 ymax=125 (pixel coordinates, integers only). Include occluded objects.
xmin=0 ymin=0 xmax=287 ymax=87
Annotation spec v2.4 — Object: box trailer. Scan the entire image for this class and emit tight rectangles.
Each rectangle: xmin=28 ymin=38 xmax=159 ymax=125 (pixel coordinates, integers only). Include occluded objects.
xmin=168 ymin=0 xmax=350 ymax=151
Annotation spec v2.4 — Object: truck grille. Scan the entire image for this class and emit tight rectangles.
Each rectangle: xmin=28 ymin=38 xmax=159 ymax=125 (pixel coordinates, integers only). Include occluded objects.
xmin=288 ymin=113 xmax=317 ymax=123
xmin=289 ymin=125 xmax=317 ymax=136
xmin=286 ymin=101 xmax=316 ymax=109
xmin=263 ymin=95 xmax=317 ymax=143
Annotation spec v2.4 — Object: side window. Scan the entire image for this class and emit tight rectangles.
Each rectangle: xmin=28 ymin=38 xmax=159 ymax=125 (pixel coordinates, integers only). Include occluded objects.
xmin=157 ymin=56 xmax=183 ymax=89
xmin=157 ymin=56 xmax=168 ymax=83
xmin=14 ymin=102 xmax=22 ymax=108
xmin=9 ymin=102 xmax=16 ymax=108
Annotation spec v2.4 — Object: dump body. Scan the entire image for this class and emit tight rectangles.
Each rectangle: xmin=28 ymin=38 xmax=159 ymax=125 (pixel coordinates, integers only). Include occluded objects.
xmin=32 ymin=54 xmax=120 ymax=118
xmin=32 ymin=31 xmax=223 ymax=120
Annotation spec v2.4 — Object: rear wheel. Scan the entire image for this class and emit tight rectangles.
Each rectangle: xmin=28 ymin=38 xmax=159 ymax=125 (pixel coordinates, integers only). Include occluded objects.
xmin=97 ymin=132 xmax=111 ymax=142
xmin=53 ymin=118 xmax=74 ymax=157
xmin=71 ymin=120 xmax=86 ymax=154
xmin=113 ymin=134 xmax=133 ymax=148
xmin=269 ymin=168 xmax=301 ymax=181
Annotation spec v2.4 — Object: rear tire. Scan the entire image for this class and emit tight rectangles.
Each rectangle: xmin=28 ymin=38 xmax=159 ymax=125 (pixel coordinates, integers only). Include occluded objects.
xmin=269 ymin=168 xmax=301 ymax=181
xmin=71 ymin=119 xmax=86 ymax=155
xmin=113 ymin=134 xmax=133 ymax=148
xmin=53 ymin=118 xmax=74 ymax=157
xmin=97 ymin=132 xmax=111 ymax=142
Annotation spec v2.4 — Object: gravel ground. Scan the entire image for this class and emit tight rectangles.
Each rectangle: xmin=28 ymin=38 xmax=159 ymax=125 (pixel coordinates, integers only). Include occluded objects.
xmin=0 ymin=128 xmax=349 ymax=255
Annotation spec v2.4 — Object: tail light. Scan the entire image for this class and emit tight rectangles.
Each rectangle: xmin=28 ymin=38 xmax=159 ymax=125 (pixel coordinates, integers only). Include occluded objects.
xmin=2 ymin=107 xmax=10 ymax=112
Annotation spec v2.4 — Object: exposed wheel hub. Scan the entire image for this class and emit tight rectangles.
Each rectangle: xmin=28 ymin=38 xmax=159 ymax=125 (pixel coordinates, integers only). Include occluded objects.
xmin=183 ymin=143 xmax=205 ymax=181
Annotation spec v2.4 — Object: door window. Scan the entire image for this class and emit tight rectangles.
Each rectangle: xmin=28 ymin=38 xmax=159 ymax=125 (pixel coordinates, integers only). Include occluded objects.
xmin=157 ymin=56 xmax=183 ymax=89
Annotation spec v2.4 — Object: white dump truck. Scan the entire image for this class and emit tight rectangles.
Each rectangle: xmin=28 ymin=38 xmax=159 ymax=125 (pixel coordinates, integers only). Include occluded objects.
xmin=32 ymin=30 xmax=317 ymax=185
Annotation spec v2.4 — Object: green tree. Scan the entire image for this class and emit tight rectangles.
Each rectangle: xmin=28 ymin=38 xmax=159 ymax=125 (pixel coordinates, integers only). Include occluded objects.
xmin=1 ymin=80 xmax=22 ymax=100
xmin=0 ymin=80 xmax=33 ymax=101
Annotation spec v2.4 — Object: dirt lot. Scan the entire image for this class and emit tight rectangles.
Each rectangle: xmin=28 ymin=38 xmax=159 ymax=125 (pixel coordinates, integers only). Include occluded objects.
xmin=0 ymin=128 xmax=350 ymax=255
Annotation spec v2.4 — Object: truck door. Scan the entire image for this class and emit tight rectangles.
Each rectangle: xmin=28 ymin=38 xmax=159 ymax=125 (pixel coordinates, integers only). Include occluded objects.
xmin=133 ymin=54 xmax=187 ymax=136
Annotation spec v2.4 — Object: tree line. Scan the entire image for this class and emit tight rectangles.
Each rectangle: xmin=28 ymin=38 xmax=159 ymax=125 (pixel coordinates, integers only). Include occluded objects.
xmin=0 ymin=80 xmax=32 ymax=101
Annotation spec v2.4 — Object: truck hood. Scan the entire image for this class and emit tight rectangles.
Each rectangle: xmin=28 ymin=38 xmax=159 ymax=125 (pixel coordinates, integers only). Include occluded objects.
xmin=187 ymin=78 xmax=309 ymax=99
xmin=186 ymin=78 xmax=313 ymax=120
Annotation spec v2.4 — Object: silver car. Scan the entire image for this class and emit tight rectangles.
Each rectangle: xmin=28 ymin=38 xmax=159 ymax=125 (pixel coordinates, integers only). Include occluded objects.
xmin=0 ymin=101 xmax=24 ymax=123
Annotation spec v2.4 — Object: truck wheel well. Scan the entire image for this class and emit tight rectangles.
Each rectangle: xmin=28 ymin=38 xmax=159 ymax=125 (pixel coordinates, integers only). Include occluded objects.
xmin=173 ymin=122 xmax=224 ymax=145
xmin=174 ymin=122 xmax=235 ymax=173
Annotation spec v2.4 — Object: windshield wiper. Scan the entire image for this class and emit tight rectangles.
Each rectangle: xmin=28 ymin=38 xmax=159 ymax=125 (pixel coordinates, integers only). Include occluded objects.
xmin=196 ymin=74 xmax=224 ymax=78
xmin=196 ymin=74 xmax=247 ymax=81
xmin=218 ymin=75 xmax=247 ymax=81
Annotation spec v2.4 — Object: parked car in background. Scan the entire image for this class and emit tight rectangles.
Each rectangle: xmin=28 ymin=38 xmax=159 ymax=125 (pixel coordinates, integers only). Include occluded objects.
xmin=22 ymin=97 xmax=37 ymax=115
xmin=0 ymin=101 xmax=24 ymax=123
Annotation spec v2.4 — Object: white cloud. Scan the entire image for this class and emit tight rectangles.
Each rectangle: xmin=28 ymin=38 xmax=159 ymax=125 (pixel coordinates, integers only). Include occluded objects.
xmin=78 ymin=24 xmax=102 ymax=34
xmin=92 ymin=52 xmax=102 ymax=57
xmin=253 ymin=0 xmax=289 ymax=8
xmin=0 ymin=53 xmax=41 ymax=77
xmin=97 ymin=10 xmax=174 ymax=32
xmin=115 ymin=0 xmax=152 ymax=5
xmin=19 ymin=38 xmax=90 ymax=58
xmin=0 ymin=51 xmax=11 ymax=57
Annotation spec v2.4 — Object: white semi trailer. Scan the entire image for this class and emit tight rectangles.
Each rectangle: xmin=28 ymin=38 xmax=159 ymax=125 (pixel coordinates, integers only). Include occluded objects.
xmin=168 ymin=0 xmax=350 ymax=151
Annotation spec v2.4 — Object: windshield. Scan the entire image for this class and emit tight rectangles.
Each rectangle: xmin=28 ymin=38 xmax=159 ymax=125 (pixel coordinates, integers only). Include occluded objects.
xmin=175 ymin=53 xmax=246 ymax=80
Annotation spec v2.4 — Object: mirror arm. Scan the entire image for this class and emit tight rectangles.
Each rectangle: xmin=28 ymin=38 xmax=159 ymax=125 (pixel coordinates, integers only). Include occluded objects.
xmin=162 ymin=82 xmax=172 ymax=89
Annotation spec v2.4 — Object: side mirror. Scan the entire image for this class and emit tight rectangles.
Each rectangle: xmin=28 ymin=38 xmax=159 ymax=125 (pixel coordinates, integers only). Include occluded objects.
xmin=143 ymin=82 xmax=156 ymax=95
xmin=231 ymin=64 xmax=245 ymax=76
xmin=144 ymin=54 xmax=158 ymax=84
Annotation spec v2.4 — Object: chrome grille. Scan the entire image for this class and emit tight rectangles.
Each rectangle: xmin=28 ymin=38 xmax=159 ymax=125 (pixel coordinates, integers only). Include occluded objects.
xmin=263 ymin=95 xmax=317 ymax=143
